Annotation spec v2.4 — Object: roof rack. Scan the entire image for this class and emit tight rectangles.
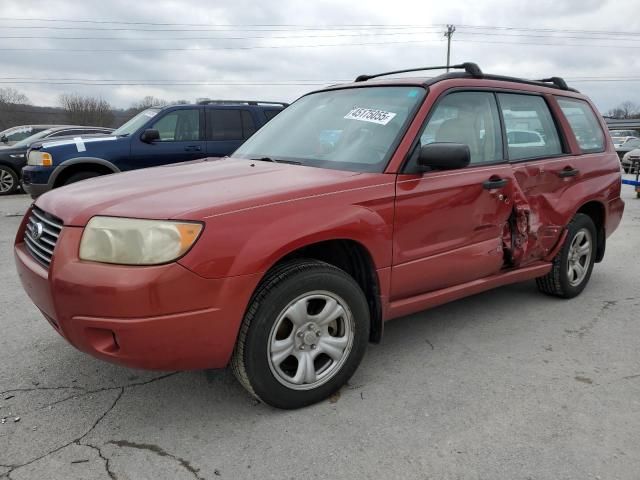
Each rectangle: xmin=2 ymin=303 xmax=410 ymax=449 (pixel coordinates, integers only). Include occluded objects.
xmin=535 ymin=77 xmax=570 ymax=91
xmin=197 ymin=100 xmax=288 ymax=107
xmin=354 ymin=62 xmax=483 ymax=82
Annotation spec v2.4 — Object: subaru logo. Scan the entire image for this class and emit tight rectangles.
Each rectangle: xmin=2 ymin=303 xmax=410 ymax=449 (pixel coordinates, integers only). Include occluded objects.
xmin=32 ymin=222 xmax=44 ymax=241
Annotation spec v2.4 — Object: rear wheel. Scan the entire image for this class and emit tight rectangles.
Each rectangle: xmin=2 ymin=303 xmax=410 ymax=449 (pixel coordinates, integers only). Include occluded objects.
xmin=536 ymin=213 xmax=596 ymax=298
xmin=231 ymin=259 xmax=370 ymax=409
xmin=0 ymin=165 xmax=19 ymax=195
xmin=63 ymin=171 xmax=101 ymax=186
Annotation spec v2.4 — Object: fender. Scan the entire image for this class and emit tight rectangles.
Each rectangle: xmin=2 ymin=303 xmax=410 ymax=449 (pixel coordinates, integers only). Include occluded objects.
xmin=48 ymin=157 xmax=121 ymax=188
xmin=179 ymin=183 xmax=396 ymax=280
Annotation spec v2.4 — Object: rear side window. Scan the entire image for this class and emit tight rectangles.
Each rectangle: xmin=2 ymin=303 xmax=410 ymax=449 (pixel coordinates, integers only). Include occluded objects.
xmin=557 ymin=98 xmax=605 ymax=153
xmin=497 ymin=93 xmax=563 ymax=160
xmin=208 ymin=109 xmax=256 ymax=141
xmin=420 ymin=91 xmax=503 ymax=165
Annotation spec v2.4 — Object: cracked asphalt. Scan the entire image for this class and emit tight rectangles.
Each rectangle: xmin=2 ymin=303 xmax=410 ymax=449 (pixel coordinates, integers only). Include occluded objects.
xmin=1 ymin=183 xmax=639 ymax=480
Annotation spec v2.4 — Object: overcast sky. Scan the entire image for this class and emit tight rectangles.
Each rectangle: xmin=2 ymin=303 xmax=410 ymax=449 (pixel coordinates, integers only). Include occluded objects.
xmin=1 ymin=0 xmax=639 ymax=114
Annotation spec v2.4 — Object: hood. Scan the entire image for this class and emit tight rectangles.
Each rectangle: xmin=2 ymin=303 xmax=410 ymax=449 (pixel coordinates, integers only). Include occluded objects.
xmin=30 ymin=134 xmax=122 ymax=159
xmin=36 ymin=157 xmax=380 ymax=226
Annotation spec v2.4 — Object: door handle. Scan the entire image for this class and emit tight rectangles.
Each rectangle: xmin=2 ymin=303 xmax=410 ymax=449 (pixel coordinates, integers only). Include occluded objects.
xmin=184 ymin=145 xmax=201 ymax=152
xmin=558 ymin=167 xmax=579 ymax=178
xmin=483 ymin=177 xmax=509 ymax=189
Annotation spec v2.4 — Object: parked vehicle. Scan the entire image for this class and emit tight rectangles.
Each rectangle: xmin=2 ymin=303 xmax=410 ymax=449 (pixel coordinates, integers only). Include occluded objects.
xmin=614 ymin=136 xmax=640 ymax=161
xmin=15 ymin=63 xmax=624 ymax=409
xmin=621 ymin=148 xmax=640 ymax=173
xmin=610 ymin=129 xmax=638 ymax=150
xmin=0 ymin=125 xmax=62 ymax=146
xmin=506 ymin=129 xmax=545 ymax=147
xmin=0 ymin=126 xmax=113 ymax=195
xmin=21 ymin=100 xmax=287 ymax=197
xmin=609 ymin=129 xmax=638 ymax=140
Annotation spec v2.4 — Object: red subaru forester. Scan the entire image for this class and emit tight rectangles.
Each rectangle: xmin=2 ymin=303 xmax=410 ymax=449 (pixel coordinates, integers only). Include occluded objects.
xmin=15 ymin=63 xmax=624 ymax=409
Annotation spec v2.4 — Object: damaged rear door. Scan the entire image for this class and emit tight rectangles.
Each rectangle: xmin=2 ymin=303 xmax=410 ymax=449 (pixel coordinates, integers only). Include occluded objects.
xmin=496 ymin=92 xmax=571 ymax=266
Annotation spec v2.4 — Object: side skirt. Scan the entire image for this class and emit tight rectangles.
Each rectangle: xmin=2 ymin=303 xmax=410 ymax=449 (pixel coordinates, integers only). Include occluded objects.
xmin=384 ymin=262 xmax=551 ymax=321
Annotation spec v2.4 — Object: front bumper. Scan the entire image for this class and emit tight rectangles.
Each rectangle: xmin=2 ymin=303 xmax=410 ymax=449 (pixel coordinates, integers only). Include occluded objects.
xmin=14 ymin=217 xmax=262 ymax=370
xmin=21 ymin=166 xmax=53 ymax=197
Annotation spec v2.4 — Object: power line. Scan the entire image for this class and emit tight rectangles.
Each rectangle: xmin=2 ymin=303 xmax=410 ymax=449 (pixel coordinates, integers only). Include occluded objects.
xmin=457 ymin=24 xmax=640 ymax=37
xmin=0 ymin=81 xmax=342 ymax=86
xmin=0 ymin=30 xmax=442 ymax=41
xmin=456 ymin=30 xmax=640 ymax=43
xmin=0 ymin=17 xmax=434 ymax=27
xmin=5 ymin=36 xmax=640 ymax=53
xmin=0 ymin=38 xmax=441 ymax=52
xmin=0 ymin=24 xmax=442 ymax=33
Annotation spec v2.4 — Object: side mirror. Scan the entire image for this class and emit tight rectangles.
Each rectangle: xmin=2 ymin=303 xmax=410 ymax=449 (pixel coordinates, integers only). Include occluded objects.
xmin=0 ymin=135 xmax=8 ymax=143
xmin=418 ymin=143 xmax=470 ymax=170
xmin=140 ymin=129 xmax=160 ymax=143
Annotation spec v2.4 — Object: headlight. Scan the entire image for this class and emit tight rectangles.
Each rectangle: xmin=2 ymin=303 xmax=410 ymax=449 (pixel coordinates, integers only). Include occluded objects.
xmin=79 ymin=216 xmax=203 ymax=265
xmin=27 ymin=151 xmax=52 ymax=166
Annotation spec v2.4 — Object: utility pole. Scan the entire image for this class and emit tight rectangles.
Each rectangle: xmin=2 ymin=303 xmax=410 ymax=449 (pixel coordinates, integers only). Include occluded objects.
xmin=444 ymin=24 xmax=456 ymax=72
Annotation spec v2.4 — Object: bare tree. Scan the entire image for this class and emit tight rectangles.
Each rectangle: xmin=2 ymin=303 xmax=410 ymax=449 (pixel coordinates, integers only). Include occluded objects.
xmin=0 ymin=87 xmax=30 ymax=105
xmin=607 ymin=101 xmax=640 ymax=119
xmin=59 ymin=93 xmax=114 ymax=126
xmin=131 ymin=95 xmax=167 ymax=112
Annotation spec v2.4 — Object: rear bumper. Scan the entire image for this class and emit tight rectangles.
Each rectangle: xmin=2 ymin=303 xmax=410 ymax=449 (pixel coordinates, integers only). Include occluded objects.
xmin=14 ymin=222 xmax=262 ymax=370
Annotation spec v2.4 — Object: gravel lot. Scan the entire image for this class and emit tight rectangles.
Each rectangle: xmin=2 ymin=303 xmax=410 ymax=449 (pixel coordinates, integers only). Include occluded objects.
xmin=1 ymin=184 xmax=639 ymax=480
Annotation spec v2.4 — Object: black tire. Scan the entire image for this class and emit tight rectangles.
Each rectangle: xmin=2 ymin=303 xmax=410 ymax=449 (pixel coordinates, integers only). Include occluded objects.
xmin=231 ymin=259 xmax=370 ymax=409
xmin=63 ymin=171 xmax=101 ymax=186
xmin=0 ymin=165 xmax=19 ymax=195
xmin=537 ymin=213 xmax=597 ymax=298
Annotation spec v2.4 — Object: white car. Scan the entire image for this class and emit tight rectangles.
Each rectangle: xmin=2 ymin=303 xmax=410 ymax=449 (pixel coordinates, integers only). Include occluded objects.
xmin=622 ymin=149 xmax=640 ymax=173
xmin=610 ymin=130 xmax=639 ymax=148
xmin=506 ymin=129 xmax=546 ymax=147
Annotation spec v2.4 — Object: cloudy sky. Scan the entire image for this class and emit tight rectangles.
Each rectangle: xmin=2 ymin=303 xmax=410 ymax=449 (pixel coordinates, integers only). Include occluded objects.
xmin=1 ymin=0 xmax=640 ymax=113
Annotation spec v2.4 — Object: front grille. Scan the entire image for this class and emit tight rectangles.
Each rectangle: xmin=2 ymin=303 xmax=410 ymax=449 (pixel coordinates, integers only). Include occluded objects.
xmin=24 ymin=207 xmax=63 ymax=268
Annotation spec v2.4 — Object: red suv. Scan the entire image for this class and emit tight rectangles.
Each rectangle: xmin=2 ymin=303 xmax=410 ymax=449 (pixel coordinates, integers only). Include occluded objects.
xmin=15 ymin=63 xmax=624 ymax=409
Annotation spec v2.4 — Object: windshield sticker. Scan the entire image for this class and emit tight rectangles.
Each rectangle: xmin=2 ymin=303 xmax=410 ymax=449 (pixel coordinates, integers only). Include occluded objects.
xmin=344 ymin=107 xmax=397 ymax=125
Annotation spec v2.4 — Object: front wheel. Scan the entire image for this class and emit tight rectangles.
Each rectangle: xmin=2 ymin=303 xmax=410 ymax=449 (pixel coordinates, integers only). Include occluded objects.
xmin=0 ymin=165 xmax=19 ymax=195
xmin=536 ymin=213 xmax=596 ymax=298
xmin=231 ymin=259 xmax=370 ymax=409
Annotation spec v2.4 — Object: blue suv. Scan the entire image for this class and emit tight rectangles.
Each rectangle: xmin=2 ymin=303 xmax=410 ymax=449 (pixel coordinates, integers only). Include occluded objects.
xmin=22 ymin=100 xmax=286 ymax=197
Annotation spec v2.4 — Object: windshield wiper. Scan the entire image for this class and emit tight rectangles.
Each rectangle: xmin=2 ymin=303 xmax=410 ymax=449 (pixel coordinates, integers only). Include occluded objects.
xmin=251 ymin=156 xmax=302 ymax=165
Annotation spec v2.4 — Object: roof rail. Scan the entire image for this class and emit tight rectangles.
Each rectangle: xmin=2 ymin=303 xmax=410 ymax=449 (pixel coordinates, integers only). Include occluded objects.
xmin=536 ymin=77 xmax=570 ymax=91
xmin=197 ymin=100 xmax=288 ymax=107
xmin=354 ymin=62 xmax=483 ymax=82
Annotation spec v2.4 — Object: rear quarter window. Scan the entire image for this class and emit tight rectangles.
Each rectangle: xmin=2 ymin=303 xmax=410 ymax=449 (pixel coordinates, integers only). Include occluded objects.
xmin=556 ymin=97 xmax=605 ymax=153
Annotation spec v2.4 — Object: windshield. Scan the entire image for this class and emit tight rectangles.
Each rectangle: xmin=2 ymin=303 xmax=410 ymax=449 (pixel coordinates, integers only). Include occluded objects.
xmin=13 ymin=129 xmax=56 ymax=148
xmin=234 ymin=86 xmax=426 ymax=173
xmin=113 ymin=108 xmax=160 ymax=136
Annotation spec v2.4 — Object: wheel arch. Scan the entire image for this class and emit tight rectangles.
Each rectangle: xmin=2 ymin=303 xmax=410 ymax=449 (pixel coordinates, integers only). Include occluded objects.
xmin=575 ymin=200 xmax=606 ymax=263
xmin=258 ymin=238 xmax=384 ymax=344
xmin=0 ymin=161 xmax=20 ymax=176
xmin=51 ymin=158 xmax=120 ymax=188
